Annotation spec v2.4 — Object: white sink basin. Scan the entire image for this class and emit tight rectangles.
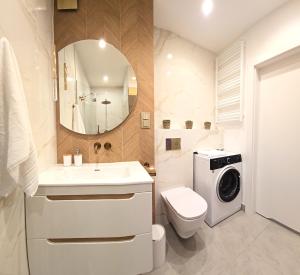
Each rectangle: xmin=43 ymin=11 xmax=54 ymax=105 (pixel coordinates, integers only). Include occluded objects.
xmin=39 ymin=161 xmax=153 ymax=186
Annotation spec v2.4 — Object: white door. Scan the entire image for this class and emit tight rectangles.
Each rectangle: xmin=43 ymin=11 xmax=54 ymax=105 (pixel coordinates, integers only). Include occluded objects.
xmin=255 ymin=54 xmax=300 ymax=232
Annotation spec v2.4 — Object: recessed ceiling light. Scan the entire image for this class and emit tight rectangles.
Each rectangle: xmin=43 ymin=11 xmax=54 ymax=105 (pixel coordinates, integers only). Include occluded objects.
xmin=202 ymin=0 xmax=214 ymax=16
xmin=167 ymin=53 xmax=173 ymax=60
xmin=98 ymin=38 xmax=106 ymax=49
xmin=131 ymin=76 xmax=136 ymax=80
xmin=103 ymin=75 xmax=109 ymax=82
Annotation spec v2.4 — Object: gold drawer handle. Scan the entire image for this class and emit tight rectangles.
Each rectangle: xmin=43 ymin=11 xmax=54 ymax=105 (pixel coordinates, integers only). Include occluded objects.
xmin=46 ymin=193 xmax=134 ymax=201
xmin=48 ymin=236 xmax=135 ymax=243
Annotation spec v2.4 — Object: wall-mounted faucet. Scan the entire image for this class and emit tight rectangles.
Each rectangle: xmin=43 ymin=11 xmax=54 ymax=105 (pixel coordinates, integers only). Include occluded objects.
xmin=104 ymin=142 xmax=112 ymax=150
xmin=94 ymin=142 xmax=101 ymax=154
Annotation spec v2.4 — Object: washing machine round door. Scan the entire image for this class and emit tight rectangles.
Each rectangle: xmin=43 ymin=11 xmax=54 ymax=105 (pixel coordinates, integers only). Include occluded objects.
xmin=217 ymin=167 xmax=240 ymax=202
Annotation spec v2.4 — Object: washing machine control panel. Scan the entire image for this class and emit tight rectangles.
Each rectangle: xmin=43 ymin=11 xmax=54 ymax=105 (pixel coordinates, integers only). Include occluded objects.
xmin=210 ymin=154 xmax=242 ymax=170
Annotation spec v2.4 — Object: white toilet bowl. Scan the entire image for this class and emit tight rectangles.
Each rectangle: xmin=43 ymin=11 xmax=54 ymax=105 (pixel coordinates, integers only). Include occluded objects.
xmin=161 ymin=187 xmax=207 ymax=239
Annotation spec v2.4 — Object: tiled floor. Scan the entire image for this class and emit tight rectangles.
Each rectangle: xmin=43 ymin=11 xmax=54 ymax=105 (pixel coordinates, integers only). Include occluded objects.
xmin=147 ymin=211 xmax=300 ymax=275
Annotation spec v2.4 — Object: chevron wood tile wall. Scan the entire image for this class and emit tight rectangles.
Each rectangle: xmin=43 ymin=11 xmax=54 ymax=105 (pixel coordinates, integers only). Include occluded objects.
xmin=54 ymin=0 xmax=154 ymax=165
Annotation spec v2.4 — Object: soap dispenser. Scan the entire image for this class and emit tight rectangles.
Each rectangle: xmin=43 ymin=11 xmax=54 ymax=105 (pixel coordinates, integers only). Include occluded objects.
xmin=74 ymin=148 xmax=83 ymax=167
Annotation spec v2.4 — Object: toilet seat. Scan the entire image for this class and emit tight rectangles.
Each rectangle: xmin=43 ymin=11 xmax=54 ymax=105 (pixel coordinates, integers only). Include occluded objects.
xmin=164 ymin=187 xmax=207 ymax=220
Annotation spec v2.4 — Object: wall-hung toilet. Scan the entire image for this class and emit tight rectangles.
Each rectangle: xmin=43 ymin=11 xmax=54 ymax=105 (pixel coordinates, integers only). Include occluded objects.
xmin=161 ymin=187 xmax=207 ymax=239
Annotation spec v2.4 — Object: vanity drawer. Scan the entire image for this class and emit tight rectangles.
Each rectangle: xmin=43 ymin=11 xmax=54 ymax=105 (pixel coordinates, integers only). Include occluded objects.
xmin=27 ymin=233 xmax=153 ymax=275
xmin=26 ymin=192 xmax=152 ymax=239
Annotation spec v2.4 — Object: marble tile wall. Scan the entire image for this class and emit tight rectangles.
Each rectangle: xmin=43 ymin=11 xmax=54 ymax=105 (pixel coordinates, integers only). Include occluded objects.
xmin=155 ymin=28 xmax=217 ymax=129
xmin=154 ymin=28 xmax=223 ymax=223
xmin=0 ymin=1 xmax=56 ymax=274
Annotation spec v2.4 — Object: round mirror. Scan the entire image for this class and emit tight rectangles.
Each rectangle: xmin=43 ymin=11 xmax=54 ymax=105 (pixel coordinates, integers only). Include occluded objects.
xmin=58 ymin=40 xmax=138 ymax=135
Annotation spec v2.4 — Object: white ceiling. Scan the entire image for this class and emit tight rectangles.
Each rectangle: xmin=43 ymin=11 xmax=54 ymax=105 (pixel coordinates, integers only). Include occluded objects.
xmin=75 ymin=41 xmax=129 ymax=88
xmin=154 ymin=0 xmax=289 ymax=53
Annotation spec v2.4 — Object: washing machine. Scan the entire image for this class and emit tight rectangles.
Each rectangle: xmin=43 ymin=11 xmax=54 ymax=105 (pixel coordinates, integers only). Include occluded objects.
xmin=193 ymin=150 xmax=242 ymax=227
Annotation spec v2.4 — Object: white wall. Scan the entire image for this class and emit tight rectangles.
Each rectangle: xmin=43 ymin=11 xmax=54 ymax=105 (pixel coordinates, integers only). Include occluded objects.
xmin=94 ymin=87 xmax=124 ymax=133
xmin=122 ymin=67 xmax=131 ymax=118
xmin=154 ymin=28 xmax=223 ymax=223
xmin=222 ymin=0 xmax=300 ymax=209
xmin=58 ymin=44 xmax=91 ymax=132
xmin=0 ymin=1 xmax=56 ymax=274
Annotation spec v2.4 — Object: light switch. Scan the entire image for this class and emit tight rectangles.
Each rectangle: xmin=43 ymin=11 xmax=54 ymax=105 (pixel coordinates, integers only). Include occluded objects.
xmin=141 ymin=112 xmax=150 ymax=120
xmin=141 ymin=112 xmax=151 ymax=129
xmin=142 ymin=119 xmax=150 ymax=128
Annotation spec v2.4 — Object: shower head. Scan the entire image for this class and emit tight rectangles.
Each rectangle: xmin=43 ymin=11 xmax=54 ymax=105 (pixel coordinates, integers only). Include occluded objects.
xmin=101 ymin=99 xmax=111 ymax=105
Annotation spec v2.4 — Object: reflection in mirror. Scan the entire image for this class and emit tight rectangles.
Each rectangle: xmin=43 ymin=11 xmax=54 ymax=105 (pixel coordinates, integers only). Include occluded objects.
xmin=58 ymin=40 xmax=137 ymax=135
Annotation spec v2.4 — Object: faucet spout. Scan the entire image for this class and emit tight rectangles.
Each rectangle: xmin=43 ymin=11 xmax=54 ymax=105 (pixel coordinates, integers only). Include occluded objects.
xmin=94 ymin=142 xmax=101 ymax=154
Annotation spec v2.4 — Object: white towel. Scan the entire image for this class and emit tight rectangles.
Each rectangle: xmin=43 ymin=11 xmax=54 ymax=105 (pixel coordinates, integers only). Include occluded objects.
xmin=0 ymin=37 xmax=39 ymax=197
xmin=72 ymin=103 xmax=86 ymax=134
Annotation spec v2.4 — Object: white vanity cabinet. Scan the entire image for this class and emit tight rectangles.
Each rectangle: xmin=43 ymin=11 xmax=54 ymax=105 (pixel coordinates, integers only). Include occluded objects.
xmin=26 ymin=162 xmax=154 ymax=275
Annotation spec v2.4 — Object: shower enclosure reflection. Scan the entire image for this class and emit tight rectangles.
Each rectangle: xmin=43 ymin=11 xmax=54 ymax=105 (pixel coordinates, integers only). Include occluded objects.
xmin=58 ymin=39 xmax=138 ymax=135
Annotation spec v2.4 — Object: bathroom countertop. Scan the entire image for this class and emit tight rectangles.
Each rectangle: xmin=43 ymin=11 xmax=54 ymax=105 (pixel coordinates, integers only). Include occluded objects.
xmin=38 ymin=161 xmax=154 ymax=187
